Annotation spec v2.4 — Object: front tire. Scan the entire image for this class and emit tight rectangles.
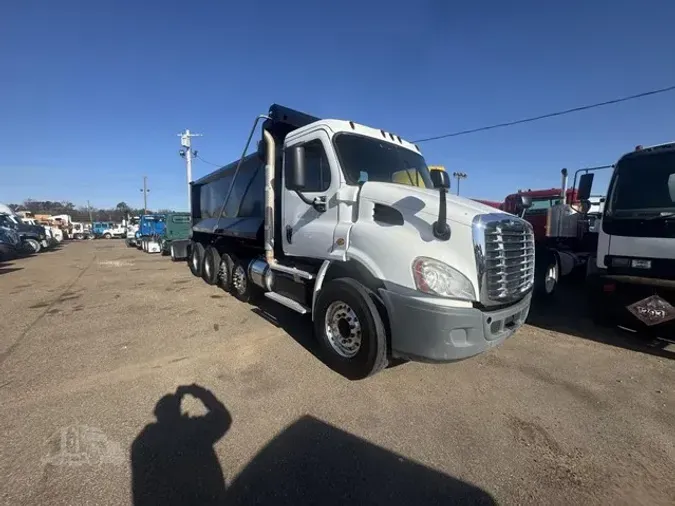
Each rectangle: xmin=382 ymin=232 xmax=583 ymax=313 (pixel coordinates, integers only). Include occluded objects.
xmin=535 ymin=252 xmax=559 ymax=298
xmin=202 ymin=246 xmax=221 ymax=285
xmin=189 ymin=242 xmax=204 ymax=277
xmin=314 ymin=278 xmax=388 ymax=380
xmin=104 ymin=233 xmax=112 ymax=239
xmin=24 ymin=238 xmax=41 ymax=254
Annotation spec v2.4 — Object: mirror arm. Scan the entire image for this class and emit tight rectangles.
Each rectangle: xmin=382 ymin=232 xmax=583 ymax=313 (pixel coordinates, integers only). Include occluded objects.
xmin=295 ymin=191 xmax=327 ymax=213
xmin=432 ymin=188 xmax=451 ymax=241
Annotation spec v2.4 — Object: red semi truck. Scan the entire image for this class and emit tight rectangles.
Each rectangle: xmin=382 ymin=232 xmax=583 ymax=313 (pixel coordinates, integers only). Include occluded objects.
xmin=474 ymin=167 xmax=609 ymax=298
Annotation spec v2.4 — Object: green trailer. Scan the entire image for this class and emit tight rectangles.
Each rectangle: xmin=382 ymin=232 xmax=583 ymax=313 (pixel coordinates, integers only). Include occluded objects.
xmin=156 ymin=212 xmax=192 ymax=260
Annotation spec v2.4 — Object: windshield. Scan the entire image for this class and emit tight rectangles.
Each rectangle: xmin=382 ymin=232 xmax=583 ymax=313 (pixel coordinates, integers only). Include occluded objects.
xmin=608 ymin=150 xmax=675 ymax=215
xmin=333 ymin=134 xmax=433 ymax=188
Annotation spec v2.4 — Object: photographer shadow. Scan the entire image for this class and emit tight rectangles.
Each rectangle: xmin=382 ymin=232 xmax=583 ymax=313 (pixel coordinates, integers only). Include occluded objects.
xmin=132 ymin=385 xmax=495 ymax=505
xmin=131 ymin=384 xmax=231 ymax=506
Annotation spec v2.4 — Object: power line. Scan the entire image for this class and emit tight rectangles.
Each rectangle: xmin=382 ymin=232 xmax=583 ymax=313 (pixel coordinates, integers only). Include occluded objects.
xmin=414 ymin=84 xmax=675 ymax=143
xmin=194 ymin=153 xmax=223 ymax=167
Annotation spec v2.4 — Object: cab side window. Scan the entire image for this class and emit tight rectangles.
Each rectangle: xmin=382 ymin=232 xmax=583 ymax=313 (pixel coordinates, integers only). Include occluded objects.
xmin=285 ymin=140 xmax=331 ymax=192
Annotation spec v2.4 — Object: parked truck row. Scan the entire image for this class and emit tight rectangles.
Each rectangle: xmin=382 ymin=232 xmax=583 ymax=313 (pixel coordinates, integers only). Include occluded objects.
xmin=123 ymin=105 xmax=672 ymax=376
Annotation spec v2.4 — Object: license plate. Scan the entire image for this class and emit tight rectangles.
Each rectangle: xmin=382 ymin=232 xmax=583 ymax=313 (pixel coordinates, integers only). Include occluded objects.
xmin=627 ymin=295 xmax=675 ymax=326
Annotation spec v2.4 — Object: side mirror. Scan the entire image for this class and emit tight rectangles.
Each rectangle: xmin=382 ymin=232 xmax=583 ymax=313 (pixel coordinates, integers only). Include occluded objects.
xmin=430 ymin=169 xmax=450 ymax=190
xmin=577 ymin=173 xmax=594 ymax=201
xmin=288 ymin=146 xmax=306 ymax=190
xmin=257 ymin=139 xmax=266 ymax=162
xmin=515 ymin=195 xmax=532 ymax=213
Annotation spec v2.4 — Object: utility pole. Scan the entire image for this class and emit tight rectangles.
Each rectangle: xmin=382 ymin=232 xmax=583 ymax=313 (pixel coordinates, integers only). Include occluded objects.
xmin=179 ymin=129 xmax=203 ymax=211
xmin=140 ymin=176 xmax=150 ymax=214
xmin=453 ymin=171 xmax=467 ymax=196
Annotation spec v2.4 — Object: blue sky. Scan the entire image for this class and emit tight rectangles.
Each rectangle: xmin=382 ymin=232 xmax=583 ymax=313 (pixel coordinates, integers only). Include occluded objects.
xmin=1 ymin=0 xmax=674 ymax=211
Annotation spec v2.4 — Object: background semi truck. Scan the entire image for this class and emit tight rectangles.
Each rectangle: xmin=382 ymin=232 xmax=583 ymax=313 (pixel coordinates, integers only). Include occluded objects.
xmin=586 ymin=142 xmax=675 ymax=337
xmin=186 ymin=104 xmax=535 ymax=379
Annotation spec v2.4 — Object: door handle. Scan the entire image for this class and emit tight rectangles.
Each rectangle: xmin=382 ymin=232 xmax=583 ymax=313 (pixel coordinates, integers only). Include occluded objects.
xmin=286 ymin=225 xmax=293 ymax=244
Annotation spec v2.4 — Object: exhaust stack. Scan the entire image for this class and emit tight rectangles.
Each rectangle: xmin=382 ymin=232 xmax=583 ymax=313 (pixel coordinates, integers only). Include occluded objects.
xmin=560 ymin=168 xmax=568 ymax=204
xmin=263 ymin=129 xmax=277 ymax=266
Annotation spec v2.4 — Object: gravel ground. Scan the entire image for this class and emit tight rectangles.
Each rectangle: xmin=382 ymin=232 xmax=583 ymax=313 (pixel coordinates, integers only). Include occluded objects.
xmin=0 ymin=241 xmax=673 ymax=506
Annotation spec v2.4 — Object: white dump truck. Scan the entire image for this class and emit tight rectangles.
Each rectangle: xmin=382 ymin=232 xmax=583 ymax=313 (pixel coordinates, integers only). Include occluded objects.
xmin=187 ymin=104 xmax=535 ymax=378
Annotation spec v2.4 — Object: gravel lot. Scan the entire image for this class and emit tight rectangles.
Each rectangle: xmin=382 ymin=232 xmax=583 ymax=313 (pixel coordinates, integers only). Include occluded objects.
xmin=1 ymin=241 xmax=673 ymax=505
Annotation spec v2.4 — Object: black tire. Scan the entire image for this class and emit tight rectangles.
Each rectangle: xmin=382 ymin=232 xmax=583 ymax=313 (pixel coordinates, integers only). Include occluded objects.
xmin=24 ymin=238 xmax=41 ymax=254
xmin=313 ymin=277 xmax=388 ymax=380
xmin=104 ymin=233 xmax=112 ymax=239
xmin=588 ymin=278 xmax=615 ymax=327
xmin=231 ymin=258 xmax=252 ymax=302
xmin=202 ymin=246 xmax=221 ymax=285
xmin=189 ymin=241 xmax=204 ymax=277
xmin=218 ymin=253 xmax=234 ymax=291
xmin=535 ymin=251 xmax=559 ymax=299
xmin=160 ymin=241 xmax=169 ymax=256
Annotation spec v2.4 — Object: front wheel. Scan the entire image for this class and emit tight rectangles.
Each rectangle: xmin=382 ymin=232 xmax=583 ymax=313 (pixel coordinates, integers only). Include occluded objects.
xmin=104 ymin=233 xmax=112 ymax=239
xmin=24 ymin=238 xmax=41 ymax=254
xmin=313 ymin=278 xmax=388 ymax=380
xmin=535 ymin=252 xmax=559 ymax=298
xmin=189 ymin=242 xmax=204 ymax=277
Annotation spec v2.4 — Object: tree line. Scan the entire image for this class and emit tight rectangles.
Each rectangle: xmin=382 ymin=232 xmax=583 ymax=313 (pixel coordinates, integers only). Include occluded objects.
xmin=6 ymin=200 xmax=175 ymax=223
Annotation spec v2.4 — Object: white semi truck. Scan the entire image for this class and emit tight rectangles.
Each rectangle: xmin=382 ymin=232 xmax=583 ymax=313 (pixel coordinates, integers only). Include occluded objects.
xmin=187 ymin=104 xmax=535 ymax=378
xmin=585 ymin=142 xmax=675 ymax=336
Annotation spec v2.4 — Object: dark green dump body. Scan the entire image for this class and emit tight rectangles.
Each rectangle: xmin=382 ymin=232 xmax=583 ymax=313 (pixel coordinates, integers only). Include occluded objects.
xmin=159 ymin=213 xmax=192 ymax=254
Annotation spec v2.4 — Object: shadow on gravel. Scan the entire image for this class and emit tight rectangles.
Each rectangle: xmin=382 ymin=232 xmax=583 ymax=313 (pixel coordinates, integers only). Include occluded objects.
xmin=527 ymin=279 xmax=674 ymax=361
xmin=0 ymin=260 xmax=22 ymax=275
xmin=132 ymin=385 xmax=496 ymax=506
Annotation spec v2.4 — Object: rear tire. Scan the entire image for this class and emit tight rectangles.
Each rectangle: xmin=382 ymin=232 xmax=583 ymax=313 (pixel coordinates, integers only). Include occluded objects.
xmin=231 ymin=258 xmax=252 ymax=302
xmin=189 ymin=241 xmax=204 ymax=277
xmin=314 ymin=277 xmax=388 ymax=380
xmin=201 ymin=246 xmax=221 ymax=285
xmin=218 ymin=253 xmax=234 ymax=291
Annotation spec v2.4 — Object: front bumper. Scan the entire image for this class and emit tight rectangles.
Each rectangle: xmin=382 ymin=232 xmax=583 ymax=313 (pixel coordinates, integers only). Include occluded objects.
xmin=379 ymin=289 xmax=532 ymax=362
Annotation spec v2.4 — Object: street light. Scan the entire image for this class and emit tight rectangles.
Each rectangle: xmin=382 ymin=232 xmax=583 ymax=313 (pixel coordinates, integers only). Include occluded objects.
xmin=452 ymin=171 xmax=467 ymax=196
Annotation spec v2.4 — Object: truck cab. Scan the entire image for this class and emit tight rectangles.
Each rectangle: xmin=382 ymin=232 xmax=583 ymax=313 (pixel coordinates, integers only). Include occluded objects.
xmin=187 ymin=104 xmax=535 ymax=378
xmin=587 ymin=142 xmax=675 ymax=336
xmin=157 ymin=213 xmax=191 ymax=258
xmin=135 ymin=214 xmax=165 ymax=251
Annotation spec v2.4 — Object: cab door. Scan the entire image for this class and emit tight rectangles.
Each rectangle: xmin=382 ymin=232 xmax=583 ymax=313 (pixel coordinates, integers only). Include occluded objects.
xmin=282 ymin=130 xmax=340 ymax=260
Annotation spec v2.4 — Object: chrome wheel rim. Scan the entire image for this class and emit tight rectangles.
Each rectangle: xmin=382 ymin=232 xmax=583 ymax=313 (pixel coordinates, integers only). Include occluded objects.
xmin=545 ymin=263 xmax=558 ymax=293
xmin=233 ymin=265 xmax=247 ymax=294
xmin=324 ymin=301 xmax=362 ymax=358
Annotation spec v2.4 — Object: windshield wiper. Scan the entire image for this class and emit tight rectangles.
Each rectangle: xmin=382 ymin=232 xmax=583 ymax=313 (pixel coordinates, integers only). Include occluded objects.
xmin=644 ymin=212 xmax=675 ymax=221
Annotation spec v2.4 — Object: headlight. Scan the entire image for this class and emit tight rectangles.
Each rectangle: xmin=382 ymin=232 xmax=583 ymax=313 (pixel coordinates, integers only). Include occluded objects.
xmin=412 ymin=256 xmax=476 ymax=301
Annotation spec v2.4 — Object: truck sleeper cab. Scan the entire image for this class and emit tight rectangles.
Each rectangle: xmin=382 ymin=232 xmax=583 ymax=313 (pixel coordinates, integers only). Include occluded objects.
xmin=187 ymin=104 xmax=535 ymax=379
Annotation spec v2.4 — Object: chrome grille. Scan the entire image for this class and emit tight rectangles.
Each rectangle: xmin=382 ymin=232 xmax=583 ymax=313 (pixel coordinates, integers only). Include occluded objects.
xmin=473 ymin=214 xmax=535 ymax=305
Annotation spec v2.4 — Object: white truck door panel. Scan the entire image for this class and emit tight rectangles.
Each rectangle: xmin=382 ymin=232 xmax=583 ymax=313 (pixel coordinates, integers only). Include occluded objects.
xmin=282 ymin=130 xmax=340 ymax=259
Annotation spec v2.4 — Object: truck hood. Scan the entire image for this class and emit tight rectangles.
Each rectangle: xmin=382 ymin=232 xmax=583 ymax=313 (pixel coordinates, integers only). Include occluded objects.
xmin=358 ymin=182 xmax=505 ymax=227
